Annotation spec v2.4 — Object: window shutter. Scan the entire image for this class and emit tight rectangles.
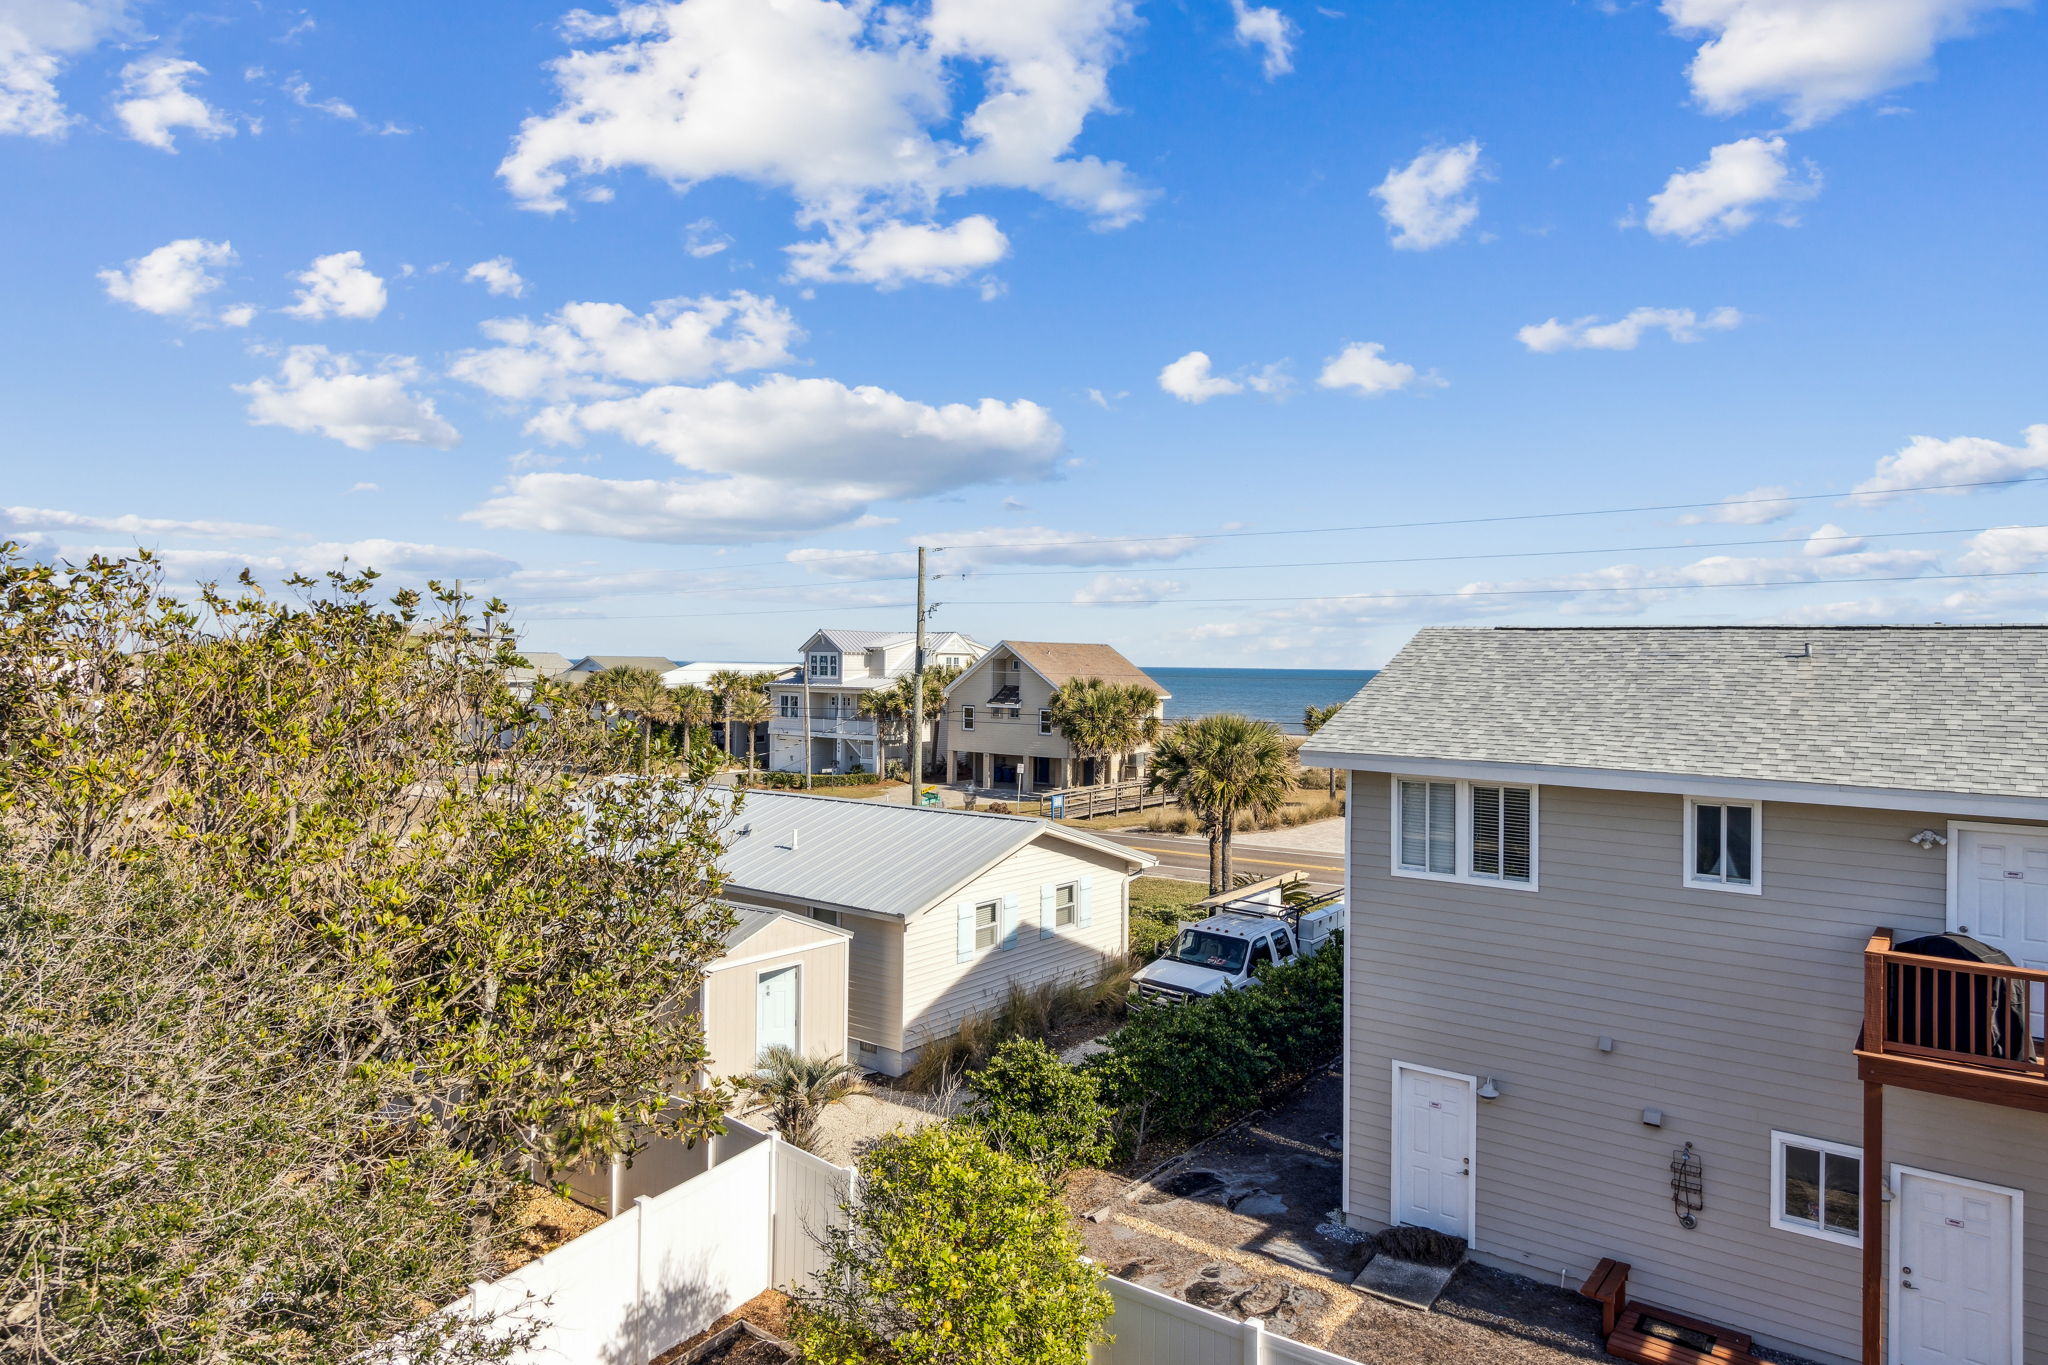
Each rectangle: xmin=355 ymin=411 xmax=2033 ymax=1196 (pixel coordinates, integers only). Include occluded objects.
xmin=957 ymin=901 xmax=976 ymax=963
xmin=1000 ymin=894 xmax=1020 ymax=950
xmin=1040 ymin=883 xmax=1055 ymax=939
xmin=1078 ymin=877 xmax=1094 ymax=929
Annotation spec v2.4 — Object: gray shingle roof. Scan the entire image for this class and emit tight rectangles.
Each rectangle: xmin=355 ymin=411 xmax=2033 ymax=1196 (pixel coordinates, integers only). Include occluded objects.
xmin=570 ymin=655 xmax=679 ymax=673
xmin=712 ymin=790 xmax=1150 ymax=918
xmin=1305 ymin=625 xmax=2048 ymax=800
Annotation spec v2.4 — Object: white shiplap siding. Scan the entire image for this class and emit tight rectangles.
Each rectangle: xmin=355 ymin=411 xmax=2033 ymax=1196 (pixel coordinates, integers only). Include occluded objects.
xmin=1342 ymin=778 xmax=2034 ymax=1365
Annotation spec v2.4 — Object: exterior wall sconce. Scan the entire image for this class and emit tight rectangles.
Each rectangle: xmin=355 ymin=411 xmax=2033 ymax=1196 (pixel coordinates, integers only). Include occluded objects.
xmin=1908 ymin=829 xmax=1948 ymax=849
xmin=1477 ymin=1077 xmax=1502 ymax=1100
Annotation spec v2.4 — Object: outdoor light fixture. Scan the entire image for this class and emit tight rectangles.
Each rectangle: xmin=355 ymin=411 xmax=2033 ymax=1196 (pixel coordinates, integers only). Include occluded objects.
xmin=1908 ymin=829 xmax=1948 ymax=849
xmin=1477 ymin=1077 xmax=1501 ymax=1100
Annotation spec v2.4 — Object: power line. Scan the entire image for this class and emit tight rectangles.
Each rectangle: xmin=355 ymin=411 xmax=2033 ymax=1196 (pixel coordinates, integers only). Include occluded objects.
xmin=947 ymin=567 xmax=2048 ymax=610
xmin=926 ymin=474 xmax=2048 ymax=557
xmin=935 ymin=522 xmax=2042 ymax=583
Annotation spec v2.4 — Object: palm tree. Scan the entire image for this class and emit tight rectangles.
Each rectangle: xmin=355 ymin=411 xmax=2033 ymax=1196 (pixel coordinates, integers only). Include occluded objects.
xmin=671 ymin=684 xmax=713 ymax=755
xmin=1303 ymin=702 xmax=1344 ymax=799
xmin=739 ymin=1047 xmax=864 ymax=1153
xmin=705 ymin=669 xmax=752 ymax=759
xmin=725 ymin=688 xmax=774 ymax=773
xmin=1047 ymin=677 xmax=1162 ymax=786
xmin=858 ymin=663 xmax=962 ymax=775
xmin=1147 ymin=712 xmax=1293 ymax=892
xmin=610 ymin=667 xmax=674 ymax=772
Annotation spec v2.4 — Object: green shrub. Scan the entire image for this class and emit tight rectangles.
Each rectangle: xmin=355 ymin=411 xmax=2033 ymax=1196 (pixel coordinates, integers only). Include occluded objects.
xmin=746 ymin=770 xmax=895 ymax=790
xmin=1086 ymin=940 xmax=1343 ymax=1153
xmin=792 ymin=1124 xmax=1112 ymax=1365
xmin=963 ymin=1038 xmax=1112 ymax=1178
xmin=902 ymin=965 xmax=1135 ymax=1093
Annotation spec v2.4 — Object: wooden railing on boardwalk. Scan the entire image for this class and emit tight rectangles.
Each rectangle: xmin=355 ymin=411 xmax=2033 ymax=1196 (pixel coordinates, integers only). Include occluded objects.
xmin=1862 ymin=929 xmax=2045 ymax=1076
xmin=1029 ymin=779 xmax=1174 ymax=820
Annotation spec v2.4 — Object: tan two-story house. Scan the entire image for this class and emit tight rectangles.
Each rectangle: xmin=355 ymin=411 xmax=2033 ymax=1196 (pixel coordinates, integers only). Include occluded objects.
xmin=942 ymin=641 xmax=1170 ymax=794
xmin=1304 ymin=626 xmax=2048 ymax=1365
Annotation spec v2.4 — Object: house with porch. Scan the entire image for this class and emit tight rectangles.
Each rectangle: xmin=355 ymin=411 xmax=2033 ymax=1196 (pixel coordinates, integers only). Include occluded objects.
xmin=765 ymin=628 xmax=985 ymax=777
xmin=942 ymin=641 xmax=1169 ymax=794
xmin=1303 ymin=625 xmax=2048 ymax=1365
xmin=713 ymin=790 xmax=1152 ymax=1076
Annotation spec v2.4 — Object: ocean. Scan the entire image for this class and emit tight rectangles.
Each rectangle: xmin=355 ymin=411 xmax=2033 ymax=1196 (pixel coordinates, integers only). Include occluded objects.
xmin=1145 ymin=666 xmax=1378 ymax=734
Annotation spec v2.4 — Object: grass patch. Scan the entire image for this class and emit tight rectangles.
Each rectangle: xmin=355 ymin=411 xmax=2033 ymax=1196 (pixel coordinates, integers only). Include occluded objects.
xmin=1128 ymin=877 xmax=1209 ymax=959
xmin=902 ymin=960 xmax=1138 ymax=1093
xmin=1136 ymin=793 xmax=1343 ymax=836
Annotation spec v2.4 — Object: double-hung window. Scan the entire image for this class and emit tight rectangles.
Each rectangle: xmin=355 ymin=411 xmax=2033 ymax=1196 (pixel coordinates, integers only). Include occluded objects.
xmin=961 ymin=705 xmax=975 ymax=731
xmin=1393 ymin=777 xmax=1536 ymax=888
xmin=778 ymin=694 xmax=800 ymax=719
xmin=1053 ymin=883 xmax=1078 ymax=927
xmin=1686 ymin=799 xmax=1760 ymax=893
xmin=806 ymin=652 xmax=839 ymax=680
xmin=1770 ymin=1133 xmax=1861 ymax=1246
xmin=1040 ymin=708 xmax=1054 ymax=735
xmin=973 ymin=900 xmax=1000 ymax=951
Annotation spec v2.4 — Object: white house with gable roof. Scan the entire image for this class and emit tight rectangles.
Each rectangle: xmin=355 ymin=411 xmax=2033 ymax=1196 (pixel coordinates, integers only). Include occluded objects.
xmin=766 ymin=627 xmax=985 ymax=777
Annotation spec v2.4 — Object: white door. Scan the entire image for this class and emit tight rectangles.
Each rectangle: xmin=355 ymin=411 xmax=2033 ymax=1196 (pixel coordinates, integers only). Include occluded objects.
xmin=1953 ymin=826 xmax=2048 ymax=1034
xmin=756 ymin=965 xmax=799 ymax=1058
xmin=1892 ymin=1168 xmax=2021 ymax=1365
xmin=1393 ymin=1064 xmax=1474 ymax=1241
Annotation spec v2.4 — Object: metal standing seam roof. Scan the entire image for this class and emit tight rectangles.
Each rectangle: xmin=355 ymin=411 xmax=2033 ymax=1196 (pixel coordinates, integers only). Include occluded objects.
xmin=1302 ymin=625 xmax=2048 ymax=801
xmin=710 ymin=790 xmax=1153 ymax=919
xmin=570 ymin=655 xmax=679 ymax=673
xmin=717 ymin=901 xmax=849 ymax=953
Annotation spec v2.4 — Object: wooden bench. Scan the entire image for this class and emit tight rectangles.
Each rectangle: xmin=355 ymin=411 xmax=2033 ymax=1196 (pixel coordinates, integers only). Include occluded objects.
xmin=1580 ymin=1259 xmax=1765 ymax=1365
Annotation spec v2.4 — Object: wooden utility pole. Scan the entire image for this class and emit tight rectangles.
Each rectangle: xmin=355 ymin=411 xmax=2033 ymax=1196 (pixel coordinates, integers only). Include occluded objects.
xmin=907 ymin=546 xmax=928 ymax=804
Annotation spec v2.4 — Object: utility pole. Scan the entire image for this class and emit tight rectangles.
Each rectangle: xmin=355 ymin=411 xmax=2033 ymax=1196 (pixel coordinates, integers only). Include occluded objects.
xmin=907 ymin=546 xmax=927 ymax=804
xmin=801 ymin=656 xmax=813 ymax=790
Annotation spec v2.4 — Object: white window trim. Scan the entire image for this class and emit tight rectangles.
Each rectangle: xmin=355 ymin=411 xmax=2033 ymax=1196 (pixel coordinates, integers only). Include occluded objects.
xmin=1769 ymin=1131 xmax=1863 ymax=1247
xmin=1683 ymin=797 xmax=1763 ymax=896
xmin=972 ymin=899 xmax=1000 ymax=953
xmin=961 ymin=705 xmax=975 ymax=731
xmin=1388 ymin=775 xmax=1540 ymax=892
xmin=1040 ymin=708 xmax=1054 ymax=736
xmin=1053 ymin=881 xmax=1079 ymax=929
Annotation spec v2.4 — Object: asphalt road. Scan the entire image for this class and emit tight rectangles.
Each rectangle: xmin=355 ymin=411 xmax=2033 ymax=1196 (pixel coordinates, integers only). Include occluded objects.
xmin=1097 ymin=829 xmax=1345 ymax=892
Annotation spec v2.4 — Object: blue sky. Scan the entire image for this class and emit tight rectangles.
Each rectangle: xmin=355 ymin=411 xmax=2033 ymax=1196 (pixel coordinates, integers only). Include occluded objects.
xmin=4 ymin=0 xmax=2044 ymax=666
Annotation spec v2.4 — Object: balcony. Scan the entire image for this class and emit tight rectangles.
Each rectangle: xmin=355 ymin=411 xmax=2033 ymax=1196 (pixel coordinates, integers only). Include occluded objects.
xmin=767 ymin=717 xmax=876 ymax=740
xmin=1855 ymin=929 xmax=2048 ymax=1113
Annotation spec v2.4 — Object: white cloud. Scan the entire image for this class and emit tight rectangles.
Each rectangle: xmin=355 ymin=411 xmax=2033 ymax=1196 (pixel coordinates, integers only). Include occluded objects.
xmin=450 ymin=291 xmax=800 ymax=401
xmin=99 ymin=237 xmax=236 ymax=318
xmin=1316 ymin=341 xmax=1435 ymax=397
xmin=1662 ymin=0 xmax=2023 ymax=128
xmin=347 ymin=481 xmax=380 ymax=494
xmin=219 ymin=303 xmax=256 ymax=327
xmin=1517 ymin=306 xmax=1743 ymax=352
xmin=784 ymin=214 xmax=1009 ymax=288
xmin=475 ymin=374 xmax=1064 ymax=543
xmin=497 ymin=0 xmax=1147 ymax=286
xmin=113 ymin=56 xmax=236 ymax=151
xmin=275 ymin=72 xmax=403 ymax=134
xmin=1159 ymin=350 xmax=1242 ymax=403
xmin=237 ymin=345 xmax=459 ymax=451
xmin=816 ymin=524 xmax=1201 ymax=576
xmin=284 ymin=250 xmax=388 ymax=321
xmin=1371 ymin=140 xmax=1484 ymax=251
xmin=1676 ymin=484 xmax=1797 ymax=525
xmin=0 ymin=0 xmax=134 ymax=137
xmin=1074 ymin=573 xmax=1182 ymax=606
xmin=1231 ymin=0 xmax=1295 ymax=78
xmin=1851 ymin=424 xmax=2048 ymax=502
xmin=1642 ymin=136 xmax=1820 ymax=243
xmin=1957 ymin=525 xmax=2048 ymax=573
xmin=1801 ymin=523 xmax=1863 ymax=556
xmin=0 ymin=504 xmax=284 ymax=540
xmin=685 ymin=218 xmax=731 ymax=257
xmin=464 ymin=256 xmax=527 ymax=298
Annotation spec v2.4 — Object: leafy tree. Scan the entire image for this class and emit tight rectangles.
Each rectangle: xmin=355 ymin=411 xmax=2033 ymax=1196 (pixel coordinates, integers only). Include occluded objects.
xmin=0 ymin=546 xmax=737 ymax=1363
xmin=962 ymin=1038 xmax=1111 ymax=1180
xmin=792 ymin=1125 xmax=1112 ymax=1365
xmin=1302 ymin=702 xmax=1344 ymax=798
xmin=739 ymin=1046 xmax=864 ymax=1153
xmin=1145 ymin=713 xmax=1293 ymax=891
xmin=1046 ymin=677 xmax=1161 ymax=785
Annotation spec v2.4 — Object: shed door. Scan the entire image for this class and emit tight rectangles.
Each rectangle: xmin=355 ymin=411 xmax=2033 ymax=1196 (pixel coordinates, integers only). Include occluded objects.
xmin=1953 ymin=827 xmax=2048 ymax=1034
xmin=756 ymin=965 xmax=799 ymax=1058
xmin=1393 ymin=1064 xmax=1474 ymax=1241
xmin=1892 ymin=1168 xmax=2019 ymax=1365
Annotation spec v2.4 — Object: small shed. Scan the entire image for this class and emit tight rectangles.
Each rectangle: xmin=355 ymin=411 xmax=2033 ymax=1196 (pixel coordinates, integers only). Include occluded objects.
xmin=699 ymin=904 xmax=851 ymax=1081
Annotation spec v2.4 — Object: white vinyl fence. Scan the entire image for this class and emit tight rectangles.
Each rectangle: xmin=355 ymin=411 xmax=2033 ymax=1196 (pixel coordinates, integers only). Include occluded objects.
xmin=448 ymin=1119 xmax=853 ymax=1364
xmin=452 ymin=1120 xmax=1358 ymax=1365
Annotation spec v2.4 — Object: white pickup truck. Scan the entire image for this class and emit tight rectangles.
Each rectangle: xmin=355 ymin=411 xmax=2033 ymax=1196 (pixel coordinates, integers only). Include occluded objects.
xmin=1129 ymin=873 xmax=1345 ymax=1005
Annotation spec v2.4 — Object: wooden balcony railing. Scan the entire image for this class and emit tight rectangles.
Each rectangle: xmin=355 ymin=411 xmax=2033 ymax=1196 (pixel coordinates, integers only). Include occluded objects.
xmin=1859 ymin=930 xmax=2048 ymax=1109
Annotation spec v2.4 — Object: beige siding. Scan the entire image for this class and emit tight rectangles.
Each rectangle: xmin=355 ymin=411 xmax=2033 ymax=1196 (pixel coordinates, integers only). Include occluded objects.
xmin=899 ymin=837 xmax=1134 ymax=1050
xmin=721 ymin=893 xmax=906 ymax=1052
xmin=701 ymin=938 xmax=850 ymax=1078
xmin=1343 ymin=777 xmax=2048 ymax=1365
